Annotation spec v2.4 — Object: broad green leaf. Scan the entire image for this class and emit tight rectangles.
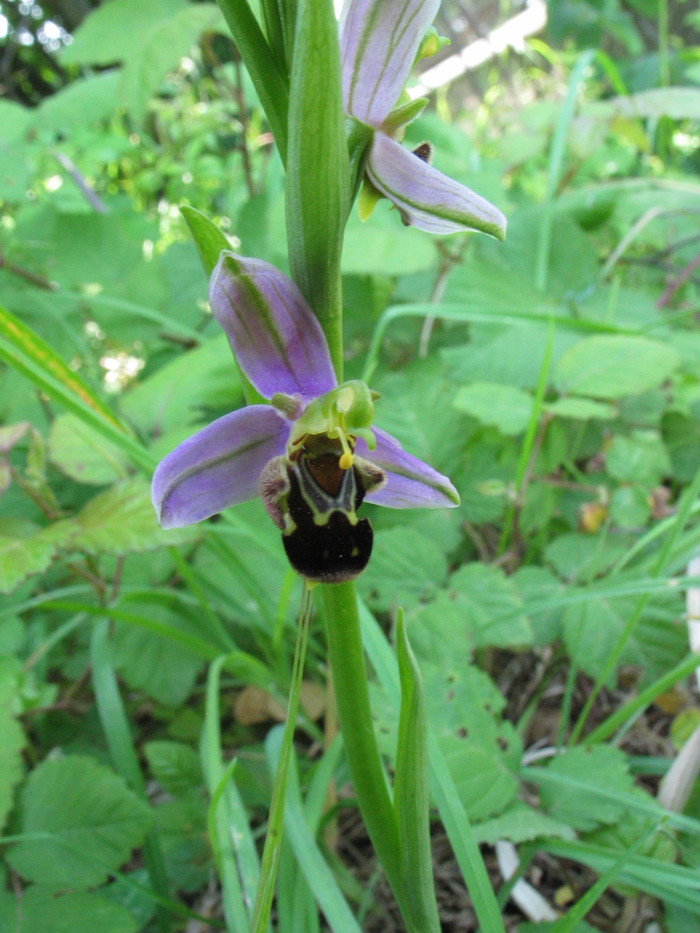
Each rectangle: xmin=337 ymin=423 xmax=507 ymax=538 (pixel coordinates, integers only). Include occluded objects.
xmin=545 ymin=396 xmax=617 ymax=420
xmin=513 ymin=566 xmax=566 ymax=645
xmin=342 ymin=212 xmax=437 ymax=275
xmin=118 ymin=4 xmax=224 ymax=122
xmin=563 ymin=586 xmax=686 ymax=687
xmin=553 ymin=335 xmax=681 ymax=400
xmin=474 ymin=800 xmax=575 ymax=845
xmin=7 ymin=755 xmax=152 ymax=888
xmin=0 ymin=533 xmax=57 ymax=594
xmin=60 ymin=0 xmax=189 ymax=65
xmin=37 ymin=71 xmax=121 ymax=133
xmin=0 ymin=886 xmax=138 ymax=933
xmin=48 ymin=413 xmax=130 ymax=485
xmin=358 ymin=527 xmax=447 ymax=612
xmin=423 ymin=665 xmax=521 ymax=821
xmin=112 ymin=599 xmax=205 ymax=706
xmin=144 ymin=741 xmax=203 ymax=795
xmin=120 ymin=334 xmax=239 ymax=435
xmin=0 ymin=659 xmax=25 ymax=831
xmin=67 ymin=478 xmax=197 ymax=555
xmin=544 ymin=532 xmax=633 ymax=583
xmin=613 ymin=87 xmax=700 ymax=120
xmin=0 ymin=101 xmax=32 ymax=199
xmin=609 ymin=485 xmax=651 ymax=528
xmin=410 ymin=564 xmax=532 ymax=658
xmin=539 ymin=746 xmax=637 ymax=832
xmin=605 ymin=430 xmax=670 ymax=485
xmin=454 ymin=382 xmax=533 ymax=436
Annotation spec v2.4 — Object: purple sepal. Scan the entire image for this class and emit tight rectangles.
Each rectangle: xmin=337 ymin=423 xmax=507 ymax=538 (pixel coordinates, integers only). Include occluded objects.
xmin=209 ymin=253 xmax=337 ymax=401
xmin=341 ymin=0 xmax=440 ymax=128
xmin=357 ymin=427 xmax=460 ymax=508
xmin=367 ymin=133 xmax=507 ymax=239
xmin=152 ymin=405 xmax=289 ymax=528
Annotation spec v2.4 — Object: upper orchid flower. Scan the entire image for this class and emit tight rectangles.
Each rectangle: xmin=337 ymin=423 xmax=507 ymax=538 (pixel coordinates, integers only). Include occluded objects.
xmin=340 ymin=0 xmax=506 ymax=239
xmin=152 ymin=252 xmax=459 ymax=583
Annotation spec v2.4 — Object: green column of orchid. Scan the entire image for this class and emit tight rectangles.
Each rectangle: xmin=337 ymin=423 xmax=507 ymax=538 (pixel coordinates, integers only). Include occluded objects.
xmin=284 ymin=0 xmax=410 ymax=919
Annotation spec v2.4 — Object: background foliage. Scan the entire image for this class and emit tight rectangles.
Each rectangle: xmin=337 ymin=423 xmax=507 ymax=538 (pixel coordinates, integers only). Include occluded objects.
xmin=2 ymin=0 xmax=700 ymax=930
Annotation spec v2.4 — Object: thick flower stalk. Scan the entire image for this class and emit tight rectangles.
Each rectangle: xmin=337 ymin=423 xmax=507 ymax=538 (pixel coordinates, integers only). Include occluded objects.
xmin=340 ymin=0 xmax=507 ymax=238
xmin=152 ymin=251 xmax=459 ymax=582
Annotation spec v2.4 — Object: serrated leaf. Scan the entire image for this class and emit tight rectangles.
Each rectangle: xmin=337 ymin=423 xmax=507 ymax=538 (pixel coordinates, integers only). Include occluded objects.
xmin=0 ymin=660 xmax=25 ymax=830
xmin=358 ymin=527 xmax=447 ymax=612
xmin=48 ymin=413 xmax=130 ymax=485
xmin=539 ymin=746 xmax=637 ymax=832
xmin=8 ymin=755 xmax=152 ymax=888
xmin=0 ymin=533 xmax=57 ymax=594
xmin=71 ymin=478 xmax=197 ymax=554
xmin=606 ymin=430 xmax=670 ymax=484
xmin=36 ymin=71 xmax=121 ymax=133
xmin=0 ymin=886 xmax=138 ymax=933
xmin=453 ymin=381 xmax=533 ymax=435
xmin=410 ymin=564 xmax=532 ymax=657
xmin=112 ymin=600 xmax=205 ymax=706
xmin=563 ymin=585 xmax=686 ymax=687
xmin=553 ymin=335 xmax=680 ymax=400
xmin=144 ymin=741 xmax=202 ymax=795
xmin=374 ymin=663 xmax=521 ymax=821
xmin=474 ymin=800 xmax=575 ymax=845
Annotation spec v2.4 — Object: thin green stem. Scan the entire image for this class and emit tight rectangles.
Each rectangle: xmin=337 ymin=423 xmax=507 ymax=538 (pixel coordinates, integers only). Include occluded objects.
xmin=252 ymin=583 xmax=314 ymax=933
xmin=320 ymin=581 xmax=408 ymax=918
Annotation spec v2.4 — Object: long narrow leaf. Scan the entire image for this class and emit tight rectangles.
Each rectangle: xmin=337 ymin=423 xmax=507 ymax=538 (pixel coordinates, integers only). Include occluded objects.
xmin=0 ymin=303 xmax=154 ymax=472
xmin=394 ymin=612 xmax=440 ymax=933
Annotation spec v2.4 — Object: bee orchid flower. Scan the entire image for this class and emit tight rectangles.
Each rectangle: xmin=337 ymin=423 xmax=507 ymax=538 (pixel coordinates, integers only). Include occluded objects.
xmin=340 ymin=0 xmax=506 ymax=239
xmin=152 ymin=252 xmax=459 ymax=583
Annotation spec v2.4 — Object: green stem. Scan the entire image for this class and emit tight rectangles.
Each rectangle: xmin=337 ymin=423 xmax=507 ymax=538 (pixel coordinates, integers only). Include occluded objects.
xmin=320 ymin=581 xmax=408 ymax=918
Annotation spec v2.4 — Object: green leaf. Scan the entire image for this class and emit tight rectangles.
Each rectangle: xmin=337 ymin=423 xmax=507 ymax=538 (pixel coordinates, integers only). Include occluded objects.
xmin=410 ymin=564 xmax=532 ymax=657
xmin=180 ymin=206 xmax=232 ymax=277
xmin=216 ymin=0 xmax=289 ymax=159
xmin=358 ymin=527 xmax=448 ymax=612
xmin=0 ymin=659 xmax=25 ymax=831
xmin=120 ymin=334 xmax=239 ymax=436
xmin=563 ymin=585 xmax=686 ymax=687
xmin=36 ymin=72 xmax=121 ymax=133
xmin=118 ymin=4 xmax=224 ymax=121
xmin=0 ymin=532 xmax=57 ymax=594
xmin=553 ymin=335 xmax=681 ymax=400
xmin=474 ymin=800 xmax=575 ymax=845
xmin=606 ymin=430 xmax=670 ymax=484
xmin=342 ymin=212 xmax=437 ymax=275
xmin=48 ymin=413 xmax=130 ymax=485
xmin=0 ymin=304 xmax=154 ymax=473
xmin=60 ymin=0 xmax=188 ymax=65
xmin=144 ymin=741 xmax=203 ymax=796
xmin=394 ymin=615 xmax=440 ymax=932
xmin=453 ymin=381 xmax=533 ymax=436
xmin=68 ymin=478 xmax=197 ymax=555
xmin=285 ymin=0 xmax=350 ymax=365
xmin=539 ymin=746 xmax=636 ymax=832
xmin=613 ymin=87 xmax=700 ymax=120
xmin=8 ymin=755 xmax=152 ymax=888
xmin=112 ymin=600 xmax=205 ymax=706
xmin=545 ymin=396 xmax=617 ymax=420
xmin=0 ymin=886 xmax=138 ymax=933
